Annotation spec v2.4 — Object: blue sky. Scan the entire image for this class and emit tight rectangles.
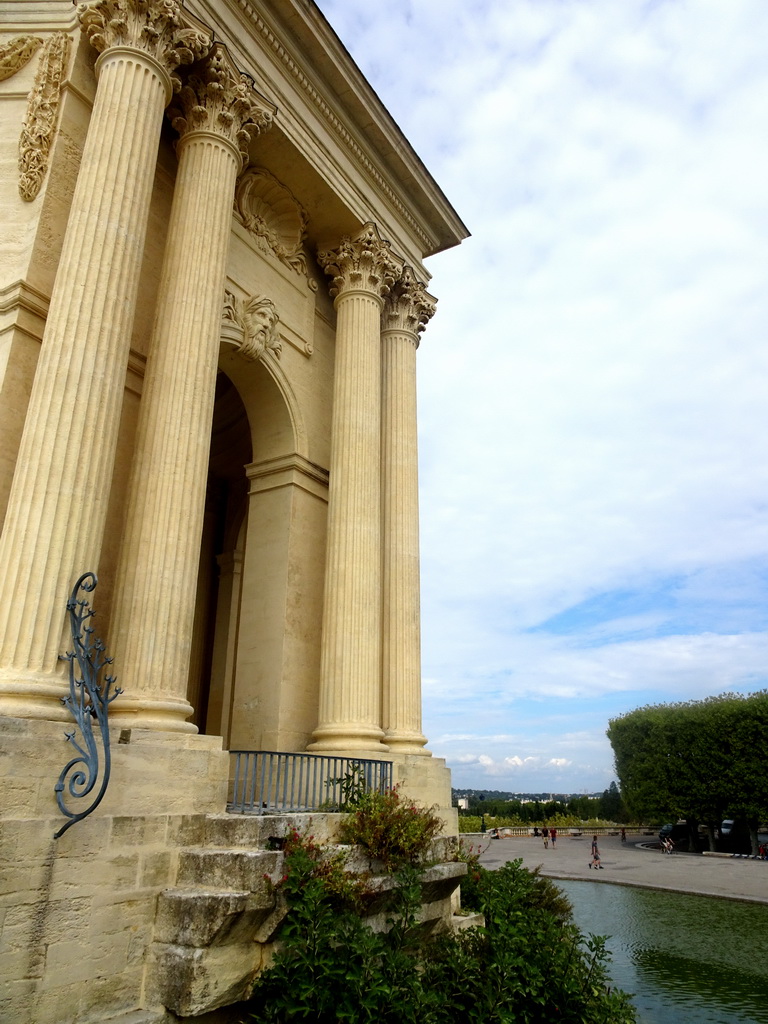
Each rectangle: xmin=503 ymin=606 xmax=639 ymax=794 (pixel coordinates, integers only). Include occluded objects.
xmin=314 ymin=0 xmax=768 ymax=793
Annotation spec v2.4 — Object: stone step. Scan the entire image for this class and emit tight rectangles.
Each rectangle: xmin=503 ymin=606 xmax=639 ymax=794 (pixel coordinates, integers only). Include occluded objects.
xmin=177 ymin=847 xmax=281 ymax=891
xmin=451 ymin=911 xmax=485 ymax=932
xmin=202 ymin=811 xmax=342 ymax=849
xmin=100 ymin=1010 xmax=170 ymax=1024
xmin=155 ymin=887 xmax=282 ymax=948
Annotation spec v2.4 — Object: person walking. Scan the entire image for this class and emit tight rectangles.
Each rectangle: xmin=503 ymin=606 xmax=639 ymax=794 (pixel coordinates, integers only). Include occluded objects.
xmin=542 ymin=826 xmax=549 ymax=849
xmin=589 ymin=834 xmax=603 ymax=869
xmin=550 ymin=827 xmax=557 ymax=849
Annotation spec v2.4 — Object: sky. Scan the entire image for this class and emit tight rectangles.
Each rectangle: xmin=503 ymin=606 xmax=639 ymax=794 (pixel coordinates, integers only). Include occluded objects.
xmin=314 ymin=0 xmax=768 ymax=794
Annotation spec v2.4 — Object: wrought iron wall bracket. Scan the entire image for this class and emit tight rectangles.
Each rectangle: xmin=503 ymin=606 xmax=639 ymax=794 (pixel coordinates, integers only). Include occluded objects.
xmin=54 ymin=572 xmax=122 ymax=839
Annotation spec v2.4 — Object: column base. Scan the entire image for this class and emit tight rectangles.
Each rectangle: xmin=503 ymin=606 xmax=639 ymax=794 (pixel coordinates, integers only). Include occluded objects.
xmin=0 ymin=670 xmax=70 ymax=722
xmin=109 ymin=694 xmax=198 ymax=734
xmin=383 ymin=729 xmax=431 ymax=755
xmin=308 ymin=722 xmax=389 ymax=753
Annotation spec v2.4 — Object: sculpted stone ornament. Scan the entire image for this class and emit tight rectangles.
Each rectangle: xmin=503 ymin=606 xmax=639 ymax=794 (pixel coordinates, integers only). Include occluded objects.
xmin=18 ymin=32 xmax=71 ymax=202
xmin=317 ymin=222 xmax=402 ymax=301
xmin=222 ymin=291 xmax=282 ymax=362
xmin=382 ymin=267 xmax=437 ymax=342
xmin=77 ymin=0 xmax=211 ymax=89
xmin=168 ymin=45 xmax=274 ymax=163
xmin=235 ymin=167 xmax=314 ymax=287
xmin=0 ymin=36 xmax=43 ymax=82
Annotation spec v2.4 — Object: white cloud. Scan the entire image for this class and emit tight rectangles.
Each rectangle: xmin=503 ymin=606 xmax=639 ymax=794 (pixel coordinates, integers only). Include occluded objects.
xmin=315 ymin=0 xmax=768 ymax=790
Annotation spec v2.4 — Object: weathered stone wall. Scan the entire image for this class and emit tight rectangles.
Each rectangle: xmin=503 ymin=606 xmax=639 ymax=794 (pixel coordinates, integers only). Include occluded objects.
xmin=0 ymin=717 xmax=230 ymax=1022
xmin=1 ymin=722 xmax=464 ymax=1024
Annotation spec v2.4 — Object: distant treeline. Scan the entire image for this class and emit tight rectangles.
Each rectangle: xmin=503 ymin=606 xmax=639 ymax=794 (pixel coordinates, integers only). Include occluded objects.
xmin=455 ymin=782 xmax=627 ymax=823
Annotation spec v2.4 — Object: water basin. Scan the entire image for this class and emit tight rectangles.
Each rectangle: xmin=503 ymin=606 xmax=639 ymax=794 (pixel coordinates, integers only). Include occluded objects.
xmin=557 ymin=879 xmax=768 ymax=1023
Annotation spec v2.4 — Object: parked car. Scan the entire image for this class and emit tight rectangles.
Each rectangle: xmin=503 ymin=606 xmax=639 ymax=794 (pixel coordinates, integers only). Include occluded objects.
xmin=658 ymin=822 xmax=689 ymax=846
xmin=718 ymin=818 xmax=752 ymax=854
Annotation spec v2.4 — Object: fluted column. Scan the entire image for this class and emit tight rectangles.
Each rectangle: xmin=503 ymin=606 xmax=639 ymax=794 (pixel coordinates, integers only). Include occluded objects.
xmin=0 ymin=0 xmax=210 ymax=719
xmin=108 ymin=46 xmax=273 ymax=732
xmin=381 ymin=269 xmax=435 ymax=753
xmin=309 ymin=224 xmax=402 ymax=751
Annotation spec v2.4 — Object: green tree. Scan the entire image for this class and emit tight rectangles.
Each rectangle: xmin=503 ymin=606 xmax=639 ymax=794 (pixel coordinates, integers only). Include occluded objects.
xmin=598 ymin=781 xmax=626 ymax=822
xmin=608 ymin=691 xmax=768 ymax=852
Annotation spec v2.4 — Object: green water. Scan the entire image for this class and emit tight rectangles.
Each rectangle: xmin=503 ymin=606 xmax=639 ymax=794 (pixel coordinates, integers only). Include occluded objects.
xmin=557 ymin=880 xmax=768 ymax=1023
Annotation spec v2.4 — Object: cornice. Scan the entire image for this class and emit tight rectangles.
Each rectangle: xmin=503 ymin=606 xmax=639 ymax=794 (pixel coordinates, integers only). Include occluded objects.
xmin=229 ymin=0 xmax=431 ymax=252
xmin=0 ymin=279 xmax=51 ymax=320
xmin=246 ymin=452 xmax=329 ymax=502
xmin=215 ymin=0 xmax=468 ymax=259
xmin=0 ymin=4 xmax=79 ymax=34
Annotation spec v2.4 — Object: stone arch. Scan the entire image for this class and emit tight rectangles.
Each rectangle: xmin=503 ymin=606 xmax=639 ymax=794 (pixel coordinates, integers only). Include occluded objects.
xmin=217 ymin=345 xmax=307 ymax=463
xmin=188 ymin=349 xmax=327 ymax=751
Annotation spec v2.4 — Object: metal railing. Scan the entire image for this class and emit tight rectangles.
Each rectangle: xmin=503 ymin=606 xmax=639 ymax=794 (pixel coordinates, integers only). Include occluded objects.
xmin=228 ymin=750 xmax=393 ymax=815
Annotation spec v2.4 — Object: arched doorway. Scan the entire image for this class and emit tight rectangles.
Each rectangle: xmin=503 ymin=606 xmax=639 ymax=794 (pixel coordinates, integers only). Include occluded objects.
xmin=186 ymin=352 xmax=328 ymax=753
xmin=187 ymin=372 xmax=251 ymax=734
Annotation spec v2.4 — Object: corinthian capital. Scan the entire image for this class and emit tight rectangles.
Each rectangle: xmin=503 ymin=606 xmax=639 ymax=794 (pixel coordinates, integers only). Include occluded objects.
xmin=317 ymin=222 xmax=403 ymax=301
xmin=382 ymin=267 xmax=436 ymax=341
xmin=77 ymin=0 xmax=211 ymax=86
xmin=168 ymin=44 xmax=274 ymax=163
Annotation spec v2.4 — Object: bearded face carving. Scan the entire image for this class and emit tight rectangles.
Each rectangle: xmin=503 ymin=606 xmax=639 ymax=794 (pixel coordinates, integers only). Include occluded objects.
xmin=241 ymin=296 xmax=281 ymax=360
xmin=222 ymin=291 xmax=282 ymax=362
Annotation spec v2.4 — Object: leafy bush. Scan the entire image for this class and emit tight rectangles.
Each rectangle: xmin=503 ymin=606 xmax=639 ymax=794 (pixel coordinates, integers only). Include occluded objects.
xmin=460 ymin=856 xmax=573 ymax=922
xmin=338 ymin=787 xmax=443 ymax=872
xmin=276 ymin=828 xmax=370 ymax=910
xmin=249 ymin=840 xmax=427 ymax=1024
xmin=421 ymin=860 xmax=635 ymax=1023
xmin=247 ymin=837 xmax=636 ymax=1024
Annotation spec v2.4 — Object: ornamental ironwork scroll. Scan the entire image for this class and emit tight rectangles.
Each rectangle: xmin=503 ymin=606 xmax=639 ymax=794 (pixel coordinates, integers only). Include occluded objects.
xmin=54 ymin=572 xmax=121 ymax=839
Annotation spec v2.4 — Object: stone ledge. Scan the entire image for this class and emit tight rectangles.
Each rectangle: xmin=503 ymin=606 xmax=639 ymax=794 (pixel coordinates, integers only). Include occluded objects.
xmin=155 ymin=888 xmax=282 ymax=947
xmin=451 ymin=911 xmax=485 ymax=932
xmin=177 ymin=848 xmax=280 ymax=890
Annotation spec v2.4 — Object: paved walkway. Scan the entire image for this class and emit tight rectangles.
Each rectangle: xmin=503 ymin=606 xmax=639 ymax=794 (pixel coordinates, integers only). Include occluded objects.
xmin=476 ymin=833 xmax=768 ymax=904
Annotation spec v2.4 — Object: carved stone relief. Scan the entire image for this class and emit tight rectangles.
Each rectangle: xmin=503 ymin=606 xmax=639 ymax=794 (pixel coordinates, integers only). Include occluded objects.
xmin=234 ymin=167 xmax=315 ymax=289
xmin=0 ymin=36 xmax=42 ymax=82
xmin=18 ymin=32 xmax=71 ymax=202
xmin=77 ymin=0 xmax=211 ymax=90
xmin=382 ymin=266 xmax=437 ymax=342
xmin=222 ymin=291 xmax=282 ymax=362
xmin=168 ymin=45 xmax=273 ymax=164
xmin=318 ymin=222 xmax=402 ymax=301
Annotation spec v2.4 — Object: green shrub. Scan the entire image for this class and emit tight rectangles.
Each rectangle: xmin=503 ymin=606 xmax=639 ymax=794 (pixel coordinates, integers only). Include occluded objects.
xmin=249 ymin=838 xmax=427 ymax=1024
xmin=276 ymin=828 xmax=371 ymax=910
xmin=458 ymin=814 xmax=483 ymax=833
xmin=421 ymin=860 xmax=635 ymax=1023
xmin=247 ymin=836 xmax=637 ymax=1024
xmin=338 ymin=787 xmax=443 ymax=872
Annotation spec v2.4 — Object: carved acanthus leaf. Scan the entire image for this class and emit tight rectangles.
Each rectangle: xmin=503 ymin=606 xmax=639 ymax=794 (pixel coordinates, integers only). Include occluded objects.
xmin=382 ymin=267 xmax=436 ymax=341
xmin=77 ymin=0 xmax=211 ymax=90
xmin=0 ymin=36 xmax=43 ymax=82
xmin=18 ymin=33 xmax=71 ymax=203
xmin=169 ymin=44 xmax=273 ymax=163
xmin=318 ymin=222 xmax=402 ymax=300
xmin=222 ymin=290 xmax=282 ymax=362
xmin=235 ymin=167 xmax=314 ymax=287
